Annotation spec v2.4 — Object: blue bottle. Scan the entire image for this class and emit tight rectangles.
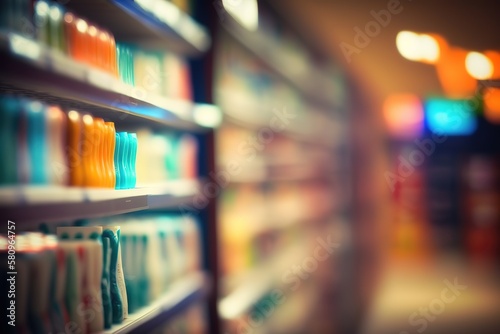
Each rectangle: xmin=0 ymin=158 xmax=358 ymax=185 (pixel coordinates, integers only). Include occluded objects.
xmin=128 ymin=133 xmax=137 ymax=189
xmin=24 ymin=99 xmax=49 ymax=184
xmin=0 ymin=95 xmax=20 ymax=185
xmin=114 ymin=133 xmax=122 ymax=189
xmin=119 ymin=132 xmax=129 ymax=189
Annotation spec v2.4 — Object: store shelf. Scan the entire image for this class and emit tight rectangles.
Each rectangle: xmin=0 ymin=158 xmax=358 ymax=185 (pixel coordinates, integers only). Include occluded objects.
xmin=103 ymin=271 xmax=209 ymax=334
xmin=242 ymin=205 xmax=337 ymax=239
xmin=146 ymin=179 xmax=200 ymax=209
xmin=219 ymin=157 xmax=336 ymax=184
xmin=223 ymin=115 xmax=334 ymax=149
xmin=0 ymin=32 xmax=221 ymax=131
xmin=216 ymin=90 xmax=345 ymax=149
xmin=218 ymin=243 xmax=306 ymax=319
xmin=0 ymin=179 xmax=201 ymax=227
xmin=253 ymin=282 xmax=320 ymax=334
xmin=222 ymin=108 xmax=336 ymax=149
xmin=67 ymin=0 xmax=210 ymax=56
xmin=219 ymin=18 xmax=337 ymax=111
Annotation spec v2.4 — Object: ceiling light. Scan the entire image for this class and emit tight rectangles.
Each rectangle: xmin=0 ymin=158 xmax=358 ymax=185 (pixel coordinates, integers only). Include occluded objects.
xmin=419 ymin=34 xmax=440 ymax=63
xmin=396 ymin=31 xmax=442 ymax=64
xmin=222 ymin=0 xmax=258 ymax=31
xmin=465 ymin=51 xmax=494 ymax=80
xmin=396 ymin=31 xmax=421 ymax=61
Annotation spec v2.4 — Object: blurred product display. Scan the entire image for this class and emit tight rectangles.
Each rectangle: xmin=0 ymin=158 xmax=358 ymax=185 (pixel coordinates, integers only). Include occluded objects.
xmin=1 ymin=0 xmax=500 ymax=334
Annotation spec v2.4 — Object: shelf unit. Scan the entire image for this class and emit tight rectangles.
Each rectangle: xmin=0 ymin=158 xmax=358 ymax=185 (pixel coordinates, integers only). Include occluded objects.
xmin=66 ymin=0 xmax=210 ymax=56
xmin=217 ymin=11 xmax=339 ymax=111
xmin=0 ymin=32 xmax=219 ymax=131
xmin=0 ymin=1 xmax=219 ymax=333
xmin=102 ymin=272 xmax=209 ymax=334
xmin=0 ymin=180 xmax=200 ymax=227
xmin=212 ymin=1 xmax=351 ymax=333
xmin=218 ymin=242 xmax=307 ymax=320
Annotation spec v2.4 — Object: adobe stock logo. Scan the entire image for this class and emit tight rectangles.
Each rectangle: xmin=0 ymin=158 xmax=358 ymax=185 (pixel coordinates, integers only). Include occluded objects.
xmin=400 ymin=277 xmax=467 ymax=334
xmin=339 ymin=0 xmax=406 ymax=63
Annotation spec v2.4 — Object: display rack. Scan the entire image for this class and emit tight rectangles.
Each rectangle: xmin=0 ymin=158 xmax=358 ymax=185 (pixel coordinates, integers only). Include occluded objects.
xmin=221 ymin=105 xmax=343 ymax=149
xmin=218 ymin=12 xmax=338 ymax=110
xmin=67 ymin=0 xmax=211 ymax=55
xmin=0 ymin=1 xmax=218 ymax=332
xmin=218 ymin=243 xmax=306 ymax=319
xmin=213 ymin=1 xmax=349 ymax=333
xmin=103 ymin=272 xmax=209 ymax=334
xmin=0 ymin=180 xmax=201 ymax=228
xmin=0 ymin=32 xmax=220 ymax=131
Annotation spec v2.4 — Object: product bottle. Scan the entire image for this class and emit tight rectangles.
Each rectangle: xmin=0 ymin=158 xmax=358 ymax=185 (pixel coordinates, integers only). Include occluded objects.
xmin=0 ymin=95 xmax=20 ymax=184
xmin=48 ymin=3 xmax=65 ymax=52
xmin=67 ymin=110 xmax=84 ymax=186
xmin=82 ymin=114 xmax=96 ymax=187
xmin=46 ymin=106 xmax=68 ymax=185
xmin=102 ymin=228 xmax=124 ymax=324
xmin=101 ymin=236 xmax=113 ymax=329
xmin=34 ymin=1 xmax=50 ymax=45
xmin=103 ymin=226 xmax=128 ymax=320
xmin=128 ymin=133 xmax=137 ymax=189
xmin=106 ymin=122 xmax=116 ymax=189
xmin=119 ymin=132 xmax=130 ymax=189
xmin=114 ymin=133 xmax=122 ymax=189
xmin=93 ymin=118 xmax=106 ymax=187
xmin=25 ymin=99 xmax=49 ymax=184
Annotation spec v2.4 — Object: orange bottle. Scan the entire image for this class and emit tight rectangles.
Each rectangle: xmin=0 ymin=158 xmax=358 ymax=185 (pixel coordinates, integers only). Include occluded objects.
xmin=82 ymin=114 xmax=97 ymax=187
xmin=100 ymin=121 xmax=109 ymax=187
xmin=97 ymin=29 xmax=108 ymax=72
xmin=108 ymin=32 xmax=118 ymax=77
xmin=93 ymin=117 xmax=106 ymax=187
xmin=67 ymin=110 xmax=84 ymax=186
xmin=65 ymin=13 xmax=87 ymax=62
xmin=106 ymin=122 xmax=117 ymax=188
xmin=87 ymin=25 xmax=98 ymax=68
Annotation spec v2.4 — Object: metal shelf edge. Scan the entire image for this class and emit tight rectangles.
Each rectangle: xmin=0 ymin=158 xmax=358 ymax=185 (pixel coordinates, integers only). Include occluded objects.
xmin=103 ymin=271 xmax=210 ymax=334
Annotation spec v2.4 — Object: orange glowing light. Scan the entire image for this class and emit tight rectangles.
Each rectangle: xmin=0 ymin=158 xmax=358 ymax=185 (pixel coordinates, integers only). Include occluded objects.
xmin=484 ymin=87 xmax=500 ymax=123
xmin=383 ymin=94 xmax=423 ymax=138
xmin=484 ymin=51 xmax=500 ymax=79
xmin=435 ymin=47 xmax=477 ymax=97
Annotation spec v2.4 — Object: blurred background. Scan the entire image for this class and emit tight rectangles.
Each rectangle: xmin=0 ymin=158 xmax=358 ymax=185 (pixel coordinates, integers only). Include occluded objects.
xmin=1 ymin=0 xmax=500 ymax=333
xmin=215 ymin=1 xmax=500 ymax=333
xmin=219 ymin=0 xmax=500 ymax=333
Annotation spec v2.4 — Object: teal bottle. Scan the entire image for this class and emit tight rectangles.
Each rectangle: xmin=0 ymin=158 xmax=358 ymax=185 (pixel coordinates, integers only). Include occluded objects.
xmin=119 ymin=132 xmax=129 ymax=189
xmin=138 ymin=235 xmax=149 ymax=307
xmin=128 ymin=133 xmax=137 ymax=189
xmin=114 ymin=133 xmax=122 ymax=189
xmin=116 ymin=44 xmax=135 ymax=86
xmin=102 ymin=229 xmax=123 ymax=324
xmin=25 ymin=99 xmax=48 ymax=184
xmin=126 ymin=46 xmax=135 ymax=86
xmin=0 ymin=96 xmax=20 ymax=184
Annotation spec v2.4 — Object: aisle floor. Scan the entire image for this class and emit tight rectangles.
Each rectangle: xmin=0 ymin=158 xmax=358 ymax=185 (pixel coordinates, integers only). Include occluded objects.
xmin=361 ymin=257 xmax=500 ymax=334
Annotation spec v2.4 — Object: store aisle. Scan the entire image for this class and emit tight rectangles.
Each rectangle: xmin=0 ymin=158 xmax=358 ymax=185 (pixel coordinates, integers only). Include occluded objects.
xmin=361 ymin=258 xmax=500 ymax=334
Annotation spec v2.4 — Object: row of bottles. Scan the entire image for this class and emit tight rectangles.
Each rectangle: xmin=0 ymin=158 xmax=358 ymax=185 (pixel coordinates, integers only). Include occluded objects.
xmin=135 ymin=129 xmax=198 ymax=184
xmin=0 ymin=94 xmax=137 ymax=189
xmin=0 ymin=0 xmax=192 ymax=101
xmin=1 ymin=214 xmax=201 ymax=333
